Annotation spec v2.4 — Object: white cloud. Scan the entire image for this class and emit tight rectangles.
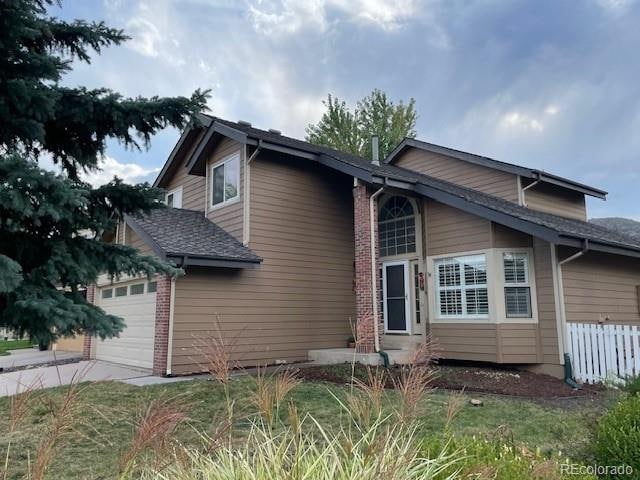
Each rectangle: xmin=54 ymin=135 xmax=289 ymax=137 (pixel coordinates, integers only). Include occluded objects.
xmin=544 ymin=104 xmax=559 ymax=115
xmin=249 ymin=0 xmax=326 ymax=35
xmin=248 ymin=0 xmax=420 ymax=35
xmin=81 ymin=156 xmax=160 ymax=187
xmin=596 ymin=0 xmax=636 ymax=13
xmin=500 ymin=112 xmax=544 ymax=132
xmin=125 ymin=17 xmax=162 ymax=57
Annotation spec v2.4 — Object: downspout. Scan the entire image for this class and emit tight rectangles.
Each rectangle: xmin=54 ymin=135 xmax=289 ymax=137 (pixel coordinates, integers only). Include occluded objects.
xmin=520 ymin=172 xmax=542 ymax=207
xmin=369 ymin=185 xmax=388 ymax=366
xmin=556 ymin=239 xmax=589 ymax=388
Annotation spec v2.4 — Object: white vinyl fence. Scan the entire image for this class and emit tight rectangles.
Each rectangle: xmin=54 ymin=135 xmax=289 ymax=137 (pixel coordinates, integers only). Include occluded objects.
xmin=567 ymin=323 xmax=640 ymax=384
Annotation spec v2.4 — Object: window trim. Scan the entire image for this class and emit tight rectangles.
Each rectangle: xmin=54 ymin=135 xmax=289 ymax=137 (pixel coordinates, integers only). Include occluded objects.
xmin=502 ymin=251 xmax=534 ymax=319
xmin=165 ymin=186 xmax=183 ymax=208
xmin=101 ymin=288 xmax=113 ymax=300
xmin=427 ymin=248 xmax=539 ymax=324
xmin=434 ymin=253 xmax=490 ymax=320
xmin=130 ymin=283 xmax=145 ymax=295
xmin=209 ymin=152 xmax=241 ymax=210
xmin=378 ymin=194 xmax=421 ymax=260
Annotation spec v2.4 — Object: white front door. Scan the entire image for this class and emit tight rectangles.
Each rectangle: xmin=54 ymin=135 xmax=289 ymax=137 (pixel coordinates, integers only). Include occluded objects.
xmin=95 ymin=280 xmax=156 ymax=369
xmin=383 ymin=261 xmax=411 ymax=333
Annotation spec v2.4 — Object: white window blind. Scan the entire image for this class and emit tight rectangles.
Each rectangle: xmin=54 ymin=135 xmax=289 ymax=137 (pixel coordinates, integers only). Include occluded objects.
xmin=503 ymin=252 xmax=532 ymax=318
xmin=435 ymin=254 xmax=488 ymax=318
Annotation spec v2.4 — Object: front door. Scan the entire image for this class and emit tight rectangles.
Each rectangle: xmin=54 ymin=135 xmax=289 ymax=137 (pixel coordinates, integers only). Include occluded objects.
xmin=383 ymin=261 xmax=411 ymax=333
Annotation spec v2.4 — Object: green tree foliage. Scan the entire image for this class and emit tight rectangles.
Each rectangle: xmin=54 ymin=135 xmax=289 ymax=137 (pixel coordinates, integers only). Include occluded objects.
xmin=0 ymin=0 xmax=209 ymax=343
xmin=305 ymin=89 xmax=418 ymax=160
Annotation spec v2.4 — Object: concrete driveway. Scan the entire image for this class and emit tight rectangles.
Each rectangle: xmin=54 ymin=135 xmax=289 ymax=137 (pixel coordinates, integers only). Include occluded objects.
xmin=0 ymin=348 xmax=82 ymax=371
xmin=0 ymin=360 xmax=152 ymax=397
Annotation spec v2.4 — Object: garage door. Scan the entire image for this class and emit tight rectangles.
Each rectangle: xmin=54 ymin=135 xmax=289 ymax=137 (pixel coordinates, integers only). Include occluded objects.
xmin=95 ymin=279 xmax=157 ymax=369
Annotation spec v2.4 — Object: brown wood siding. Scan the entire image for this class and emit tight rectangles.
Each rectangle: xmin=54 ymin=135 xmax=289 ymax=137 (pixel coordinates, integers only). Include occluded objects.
xmin=425 ymin=200 xmax=492 ymax=256
xmin=125 ymin=225 xmax=154 ymax=256
xmin=165 ymin=130 xmax=206 ymax=211
xmin=524 ymin=182 xmax=586 ymax=220
xmin=396 ymin=148 xmax=519 ymax=202
xmin=206 ymin=138 xmax=244 ymax=241
xmin=499 ymin=324 xmax=540 ymax=363
xmin=561 ymin=250 xmax=640 ymax=326
xmin=491 ymin=223 xmax=532 ymax=248
xmin=171 ymin=155 xmax=356 ymax=374
xmin=533 ymin=239 xmax=561 ymax=364
xmin=430 ymin=324 xmax=499 ymax=362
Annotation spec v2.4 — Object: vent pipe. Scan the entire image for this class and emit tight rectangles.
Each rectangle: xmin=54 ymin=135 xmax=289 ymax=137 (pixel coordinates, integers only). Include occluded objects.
xmin=371 ymin=134 xmax=380 ymax=166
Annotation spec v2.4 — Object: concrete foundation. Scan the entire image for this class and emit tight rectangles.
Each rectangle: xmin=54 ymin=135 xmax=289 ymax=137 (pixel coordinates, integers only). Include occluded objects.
xmin=308 ymin=348 xmax=413 ymax=366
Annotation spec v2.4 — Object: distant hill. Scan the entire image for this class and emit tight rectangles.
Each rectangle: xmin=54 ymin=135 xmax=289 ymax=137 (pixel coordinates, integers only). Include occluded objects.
xmin=590 ymin=217 xmax=640 ymax=242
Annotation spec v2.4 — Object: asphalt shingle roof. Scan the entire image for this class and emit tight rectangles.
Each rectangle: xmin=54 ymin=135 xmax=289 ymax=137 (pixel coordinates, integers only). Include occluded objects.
xmin=127 ymin=207 xmax=261 ymax=264
xmin=206 ymin=115 xmax=640 ymax=253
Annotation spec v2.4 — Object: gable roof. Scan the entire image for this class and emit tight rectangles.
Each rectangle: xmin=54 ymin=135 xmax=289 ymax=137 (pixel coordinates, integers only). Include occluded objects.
xmin=125 ymin=207 xmax=262 ymax=268
xmin=384 ymin=138 xmax=607 ymax=199
xmin=153 ymin=115 xmax=640 ymax=258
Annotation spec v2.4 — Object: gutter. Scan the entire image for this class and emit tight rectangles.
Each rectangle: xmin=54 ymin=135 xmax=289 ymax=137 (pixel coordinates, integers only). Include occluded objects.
xmin=555 ymin=239 xmax=589 ymax=389
xmin=520 ymin=172 xmax=542 ymax=207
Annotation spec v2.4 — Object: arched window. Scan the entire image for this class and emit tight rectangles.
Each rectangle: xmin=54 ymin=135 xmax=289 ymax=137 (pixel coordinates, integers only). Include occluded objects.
xmin=379 ymin=196 xmax=416 ymax=257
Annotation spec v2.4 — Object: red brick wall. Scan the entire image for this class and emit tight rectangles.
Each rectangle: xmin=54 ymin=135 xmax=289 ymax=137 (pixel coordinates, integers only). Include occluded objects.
xmin=153 ymin=275 xmax=172 ymax=376
xmin=82 ymin=284 xmax=96 ymax=360
xmin=353 ymin=184 xmax=381 ymax=353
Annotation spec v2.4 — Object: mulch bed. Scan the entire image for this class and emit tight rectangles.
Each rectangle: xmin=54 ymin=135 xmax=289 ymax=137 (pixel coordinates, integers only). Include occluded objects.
xmin=297 ymin=363 xmax=603 ymax=400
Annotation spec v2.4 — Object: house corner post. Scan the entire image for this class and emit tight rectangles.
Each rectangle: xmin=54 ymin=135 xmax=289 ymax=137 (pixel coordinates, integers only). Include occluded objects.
xmin=152 ymin=275 xmax=172 ymax=376
xmin=353 ymin=184 xmax=381 ymax=353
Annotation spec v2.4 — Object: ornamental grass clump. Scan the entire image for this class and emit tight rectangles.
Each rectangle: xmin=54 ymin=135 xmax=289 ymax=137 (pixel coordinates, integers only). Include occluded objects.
xmin=142 ymin=407 xmax=460 ymax=480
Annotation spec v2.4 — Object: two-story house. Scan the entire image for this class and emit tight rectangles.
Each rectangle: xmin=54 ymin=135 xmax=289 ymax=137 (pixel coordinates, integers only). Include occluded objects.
xmin=83 ymin=114 xmax=640 ymax=380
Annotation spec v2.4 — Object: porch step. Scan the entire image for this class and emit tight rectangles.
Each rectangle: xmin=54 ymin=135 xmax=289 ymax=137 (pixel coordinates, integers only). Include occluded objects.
xmin=308 ymin=348 xmax=413 ymax=366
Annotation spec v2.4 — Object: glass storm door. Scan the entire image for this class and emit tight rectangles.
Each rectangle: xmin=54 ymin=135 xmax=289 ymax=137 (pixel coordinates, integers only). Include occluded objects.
xmin=383 ymin=261 xmax=411 ymax=333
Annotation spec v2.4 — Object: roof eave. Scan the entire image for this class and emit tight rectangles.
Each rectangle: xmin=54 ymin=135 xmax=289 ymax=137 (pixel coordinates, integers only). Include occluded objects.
xmin=166 ymin=254 xmax=262 ymax=269
xmin=384 ymin=139 xmax=607 ymax=199
xmin=185 ymin=121 xmax=248 ymax=176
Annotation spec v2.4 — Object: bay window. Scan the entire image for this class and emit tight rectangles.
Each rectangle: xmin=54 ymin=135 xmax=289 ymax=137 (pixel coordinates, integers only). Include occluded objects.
xmin=435 ymin=254 xmax=488 ymax=319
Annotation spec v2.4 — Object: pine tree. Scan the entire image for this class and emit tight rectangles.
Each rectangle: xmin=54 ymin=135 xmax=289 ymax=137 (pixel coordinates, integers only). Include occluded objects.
xmin=0 ymin=0 xmax=209 ymax=344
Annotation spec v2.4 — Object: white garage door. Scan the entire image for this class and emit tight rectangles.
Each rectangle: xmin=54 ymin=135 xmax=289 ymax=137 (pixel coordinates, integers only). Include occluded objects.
xmin=95 ymin=280 xmax=157 ymax=369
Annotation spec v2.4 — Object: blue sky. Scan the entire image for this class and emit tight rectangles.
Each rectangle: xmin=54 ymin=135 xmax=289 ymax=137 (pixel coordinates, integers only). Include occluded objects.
xmin=54 ymin=0 xmax=640 ymax=219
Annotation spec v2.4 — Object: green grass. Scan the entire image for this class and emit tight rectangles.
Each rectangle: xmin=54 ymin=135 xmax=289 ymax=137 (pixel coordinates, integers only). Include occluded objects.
xmin=0 ymin=375 xmax=611 ymax=480
xmin=0 ymin=339 xmax=34 ymax=356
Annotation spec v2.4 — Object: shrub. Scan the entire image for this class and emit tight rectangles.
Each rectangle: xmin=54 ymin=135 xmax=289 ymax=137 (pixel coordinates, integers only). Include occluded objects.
xmin=423 ymin=436 xmax=596 ymax=480
xmin=595 ymin=394 xmax=640 ymax=478
xmin=621 ymin=375 xmax=640 ymax=396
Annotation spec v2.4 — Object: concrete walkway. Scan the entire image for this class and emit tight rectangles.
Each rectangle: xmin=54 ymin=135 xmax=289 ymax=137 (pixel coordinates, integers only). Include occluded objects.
xmin=0 ymin=348 xmax=82 ymax=371
xmin=0 ymin=360 xmax=152 ymax=397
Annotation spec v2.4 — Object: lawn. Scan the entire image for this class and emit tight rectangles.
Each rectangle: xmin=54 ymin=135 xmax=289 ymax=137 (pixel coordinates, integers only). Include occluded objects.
xmin=0 ymin=372 xmax=613 ymax=480
xmin=0 ymin=339 xmax=34 ymax=356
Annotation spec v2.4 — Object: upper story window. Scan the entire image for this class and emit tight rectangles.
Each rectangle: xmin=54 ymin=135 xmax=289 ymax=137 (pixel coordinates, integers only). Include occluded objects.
xmin=211 ymin=154 xmax=240 ymax=208
xmin=379 ymin=196 xmax=416 ymax=257
xmin=503 ymin=252 xmax=532 ymax=318
xmin=435 ymin=254 xmax=488 ymax=319
xmin=166 ymin=186 xmax=182 ymax=208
